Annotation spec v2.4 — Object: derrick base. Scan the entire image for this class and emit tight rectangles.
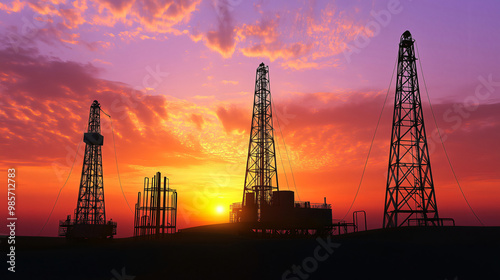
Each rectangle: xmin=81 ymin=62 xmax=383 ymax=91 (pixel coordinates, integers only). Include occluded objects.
xmin=59 ymin=217 xmax=117 ymax=239
xmin=231 ymin=190 xmax=332 ymax=233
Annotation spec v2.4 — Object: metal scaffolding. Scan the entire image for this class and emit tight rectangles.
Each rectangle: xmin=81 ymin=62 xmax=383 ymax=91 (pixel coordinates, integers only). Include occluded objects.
xmin=383 ymin=31 xmax=442 ymax=228
xmin=230 ymin=63 xmax=335 ymax=236
xmin=241 ymin=62 xmax=279 ymax=222
xmin=59 ymin=100 xmax=116 ymax=239
xmin=134 ymin=172 xmax=177 ymax=237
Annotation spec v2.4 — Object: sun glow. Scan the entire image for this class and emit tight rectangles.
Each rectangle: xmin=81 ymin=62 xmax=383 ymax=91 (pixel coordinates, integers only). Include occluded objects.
xmin=215 ymin=205 xmax=225 ymax=214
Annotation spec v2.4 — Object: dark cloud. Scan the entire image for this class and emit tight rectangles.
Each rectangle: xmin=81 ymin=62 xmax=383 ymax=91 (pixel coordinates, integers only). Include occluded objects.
xmin=0 ymin=47 xmax=208 ymax=170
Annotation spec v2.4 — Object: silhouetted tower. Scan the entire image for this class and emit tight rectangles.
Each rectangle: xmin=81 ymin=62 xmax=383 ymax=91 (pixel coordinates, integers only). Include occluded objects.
xmin=242 ymin=63 xmax=279 ymax=222
xmin=383 ymin=31 xmax=441 ymax=228
xmin=59 ymin=100 xmax=116 ymax=238
xmin=75 ymin=100 xmax=106 ymax=224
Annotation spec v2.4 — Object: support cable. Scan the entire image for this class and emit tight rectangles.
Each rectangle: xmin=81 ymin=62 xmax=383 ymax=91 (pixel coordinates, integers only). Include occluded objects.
xmin=38 ymin=122 xmax=86 ymax=235
xmin=271 ymin=98 xmax=301 ymax=202
xmin=275 ymin=136 xmax=291 ymax=190
xmin=341 ymin=57 xmax=398 ymax=221
xmin=415 ymin=42 xmax=484 ymax=226
xmin=101 ymin=109 xmax=134 ymax=214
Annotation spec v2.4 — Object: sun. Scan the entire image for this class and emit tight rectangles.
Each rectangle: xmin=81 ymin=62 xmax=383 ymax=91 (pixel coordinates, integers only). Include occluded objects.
xmin=215 ymin=205 xmax=224 ymax=214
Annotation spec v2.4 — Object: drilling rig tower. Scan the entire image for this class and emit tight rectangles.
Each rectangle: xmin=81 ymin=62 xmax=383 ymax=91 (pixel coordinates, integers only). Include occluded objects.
xmin=383 ymin=31 xmax=441 ymax=228
xmin=59 ymin=100 xmax=117 ymax=238
xmin=241 ymin=62 xmax=279 ymax=222
xmin=230 ymin=63 xmax=332 ymax=234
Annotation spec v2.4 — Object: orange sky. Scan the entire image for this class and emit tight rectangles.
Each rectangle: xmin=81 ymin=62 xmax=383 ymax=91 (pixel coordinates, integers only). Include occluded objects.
xmin=0 ymin=1 xmax=499 ymax=238
xmin=1 ymin=66 xmax=499 ymax=237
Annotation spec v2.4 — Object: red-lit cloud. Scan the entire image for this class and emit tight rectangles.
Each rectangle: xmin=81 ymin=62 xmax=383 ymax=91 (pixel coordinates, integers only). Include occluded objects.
xmin=0 ymin=46 xmax=208 ymax=169
xmin=216 ymin=104 xmax=249 ymax=133
xmin=197 ymin=2 xmax=375 ymax=68
xmin=190 ymin=113 xmax=204 ymax=130
xmin=1 ymin=0 xmax=375 ymax=70
xmin=0 ymin=0 xmax=25 ymax=13
xmin=0 ymin=1 xmax=498 ymax=239
xmin=0 ymin=0 xmax=201 ymax=49
xmin=94 ymin=0 xmax=201 ymax=34
xmin=1 ymin=43 xmax=499 ymax=236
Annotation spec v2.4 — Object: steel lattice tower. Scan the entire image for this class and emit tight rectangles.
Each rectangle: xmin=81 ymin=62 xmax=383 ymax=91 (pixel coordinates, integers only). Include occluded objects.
xmin=75 ymin=100 xmax=106 ymax=225
xmin=59 ymin=100 xmax=116 ymax=238
xmin=383 ymin=31 xmax=441 ymax=228
xmin=242 ymin=63 xmax=279 ymax=221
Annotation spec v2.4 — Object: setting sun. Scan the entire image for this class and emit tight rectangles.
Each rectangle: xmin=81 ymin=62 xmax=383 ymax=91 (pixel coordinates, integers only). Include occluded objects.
xmin=216 ymin=205 xmax=225 ymax=215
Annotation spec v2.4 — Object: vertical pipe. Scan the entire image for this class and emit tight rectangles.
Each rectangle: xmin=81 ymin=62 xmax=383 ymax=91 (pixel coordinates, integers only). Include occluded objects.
xmin=150 ymin=174 xmax=154 ymax=236
xmin=141 ymin=178 xmax=145 ymax=236
xmin=142 ymin=177 xmax=148 ymax=236
xmin=137 ymin=191 xmax=141 ymax=236
xmin=173 ymin=191 xmax=177 ymax=233
xmin=151 ymin=174 xmax=155 ymax=236
xmin=156 ymin=172 xmax=161 ymax=236
xmin=166 ymin=182 xmax=170 ymax=233
xmin=146 ymin=177 xmax=149 ymax=236
xmin=147 ymin=175 xmax=151 ymax=236
xmin=152 ymin=174 xmax=155 ymax=236
xmin=364 ymin=211 xmax=367 ymax=231
xmin=150 ymin=175 xmax=153 ymax=236
xmin=162 ymin=177 xmax=167 ymax=234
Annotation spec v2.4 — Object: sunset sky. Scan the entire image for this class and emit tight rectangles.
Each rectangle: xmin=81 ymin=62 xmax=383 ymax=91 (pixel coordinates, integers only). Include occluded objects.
xmin=0 ymin=0 xmax=499 ymax=237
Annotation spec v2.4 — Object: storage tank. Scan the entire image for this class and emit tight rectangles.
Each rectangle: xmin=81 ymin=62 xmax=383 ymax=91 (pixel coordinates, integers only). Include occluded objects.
xmin=272 ymin=190 xmax=294 ymax=208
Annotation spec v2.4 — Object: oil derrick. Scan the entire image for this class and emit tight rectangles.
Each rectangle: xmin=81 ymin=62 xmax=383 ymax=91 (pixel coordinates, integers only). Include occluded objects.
xmin=383 ymin=31 xmax=441 ymax=228
xmin=59 ymin=100 xmax=117 ymax=238
xmin=241 ymin=62 xmax=279 ymax=222
xmin=229 ymin=63 xmax=332 ymax=234
xmin=134 ymin=172 xmax=177 ymax=237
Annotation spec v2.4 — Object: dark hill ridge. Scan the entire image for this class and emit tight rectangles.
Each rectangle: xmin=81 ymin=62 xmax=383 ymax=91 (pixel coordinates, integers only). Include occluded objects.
xmin=4 ymin=226 xmax=500 ymax=280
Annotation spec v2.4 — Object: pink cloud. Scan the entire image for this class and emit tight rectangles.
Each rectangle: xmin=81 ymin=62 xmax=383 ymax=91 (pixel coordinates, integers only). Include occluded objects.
xmin=0 ymin=46 xmax=212 ymax=170
xmin=97 ymin=0 xmax=135 ymax=17
xmin=201 ymin=3 xmax=375 ymax=69
xmin=1 ymin=0 xmax=201 ymax=45
xmin=0 ymin=0 xmax=26 ymax=13
xmin=1 ymin=0 xmax=374 ymax=69
xmin=204 ymin=3 xmax=237 ymax=58
xmin=215 ymin=104 xmax=249 ymax=133
xmin=89 ymin=0 xmax=201 ymax=34
xmin=59 ymin=7 xmax=86 ymax=29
